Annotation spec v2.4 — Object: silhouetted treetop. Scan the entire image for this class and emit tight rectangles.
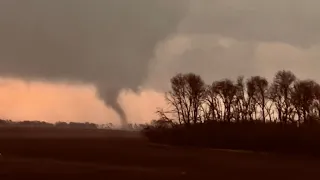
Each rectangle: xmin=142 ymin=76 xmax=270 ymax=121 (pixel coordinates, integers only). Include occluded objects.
xmin=157 ymin=70 xmax=320 ymax=126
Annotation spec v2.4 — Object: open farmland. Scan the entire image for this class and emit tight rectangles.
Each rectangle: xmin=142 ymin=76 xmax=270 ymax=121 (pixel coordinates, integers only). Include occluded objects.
xmin=0 ymin=128 xmax=319 ymax=180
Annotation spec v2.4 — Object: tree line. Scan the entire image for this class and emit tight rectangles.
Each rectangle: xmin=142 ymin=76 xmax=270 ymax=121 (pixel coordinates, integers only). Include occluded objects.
xmin=0 ymin=120 xmax=144 ymax=130
xmin=156 ymin=70 xmax=320 ymax=126
xmin=0 ymin=120 xmax=99 ymax=129
xmin=142 ymin=70 xmax=320 ymax=154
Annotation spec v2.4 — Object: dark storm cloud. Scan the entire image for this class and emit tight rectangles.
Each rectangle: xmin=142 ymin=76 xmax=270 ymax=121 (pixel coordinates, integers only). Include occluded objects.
xmin=179 ymin=0 xmax=320 ymax=47
xmin=0 ymin=0 xmax=189 ymax=126
xmin=145 ymin=0 xmax=320 ymax=91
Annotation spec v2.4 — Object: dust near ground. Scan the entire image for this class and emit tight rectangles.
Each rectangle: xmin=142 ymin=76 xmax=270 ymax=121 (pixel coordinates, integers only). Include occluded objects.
xmin=0 ymin=127 xmax=319 ymax=180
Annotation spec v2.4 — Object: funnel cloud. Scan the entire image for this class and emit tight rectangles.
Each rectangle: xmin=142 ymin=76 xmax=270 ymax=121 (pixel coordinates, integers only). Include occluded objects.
xmin=0 ymin=0 xmax=188 ymax=127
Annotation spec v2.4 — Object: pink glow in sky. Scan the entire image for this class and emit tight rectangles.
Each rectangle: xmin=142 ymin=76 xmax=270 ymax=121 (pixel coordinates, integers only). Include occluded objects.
xmin=0 ymin=78 xmax=165 ymax=125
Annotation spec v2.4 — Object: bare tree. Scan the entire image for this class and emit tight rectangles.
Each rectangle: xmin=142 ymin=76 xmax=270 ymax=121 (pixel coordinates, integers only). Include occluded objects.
xmin=265 ymin=90 xmax=275 ymax=122
xmin=234 ymin=76 xmax=246 ymax=122
xmin=292 ymin=80 xmax=319 ymax=125
xmin=247 ymin=76 xmax=269 ymax=123
xmin=184 ymin=73 xmax=206 ymax=124
xmin=246 ymin=78 xmax=256 ymax=121
xmin=214 ymin=79 xmax=237 ymax=122
xmin=270 ymin=70 xmax=296 ymax=124
xmin=165 ymin=73 xmax=189 ymax=124
xmin=205 ymin=83 xmax=221 ymax=121
xmin=164 ymin=73 xmax=205 ymax=125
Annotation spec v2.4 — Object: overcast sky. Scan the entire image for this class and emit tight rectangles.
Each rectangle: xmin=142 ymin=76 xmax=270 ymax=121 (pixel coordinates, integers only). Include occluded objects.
xmin=0 ymin=0 xmax=319 ymax=125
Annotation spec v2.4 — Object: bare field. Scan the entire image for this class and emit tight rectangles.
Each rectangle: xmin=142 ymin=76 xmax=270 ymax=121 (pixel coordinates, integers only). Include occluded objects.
xmin=0 ymin=128 xmax=319 ymax=179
